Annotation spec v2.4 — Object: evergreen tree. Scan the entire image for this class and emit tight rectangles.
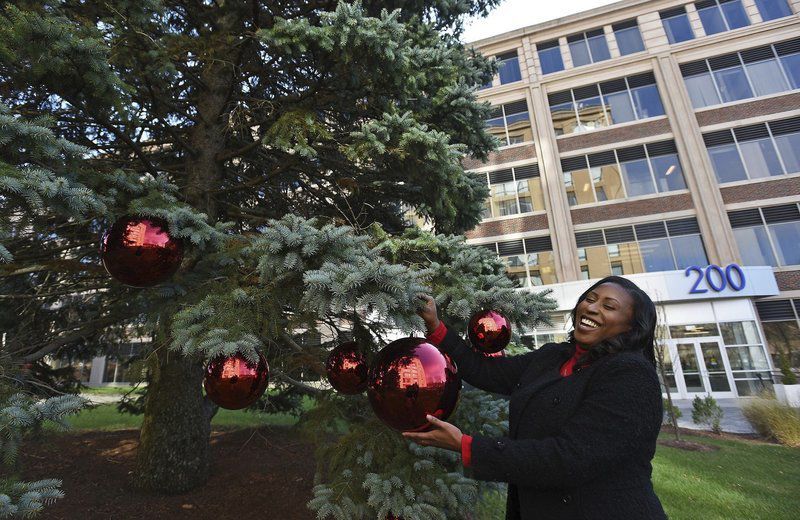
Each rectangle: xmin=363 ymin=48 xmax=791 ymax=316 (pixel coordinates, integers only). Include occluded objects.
xmin=0 ymin=1 xmax=558 ymax=514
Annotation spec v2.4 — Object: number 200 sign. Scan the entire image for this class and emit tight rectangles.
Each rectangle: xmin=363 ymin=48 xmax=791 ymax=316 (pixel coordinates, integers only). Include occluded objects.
xmin=685 ymin=264 xmax=746 ymax=294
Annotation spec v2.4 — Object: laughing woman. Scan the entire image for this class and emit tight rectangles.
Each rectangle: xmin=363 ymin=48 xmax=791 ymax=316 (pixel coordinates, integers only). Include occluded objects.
xmin=409 ymin=276 xmax=666 ymax=520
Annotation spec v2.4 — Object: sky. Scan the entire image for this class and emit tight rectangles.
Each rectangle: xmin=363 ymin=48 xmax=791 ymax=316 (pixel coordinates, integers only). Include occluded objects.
xmin=461 ymin=0 xmax=623 ymax=43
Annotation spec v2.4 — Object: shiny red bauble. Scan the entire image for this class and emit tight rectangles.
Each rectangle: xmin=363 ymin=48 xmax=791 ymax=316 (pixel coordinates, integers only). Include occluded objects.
xmin=204 ymin=352 xmax=269 ymax=410
xmin=326 ymin=341 xmax=368 ymax=394
xmin=100 ymin=216 xmax=184 ymax=287
xmin=468 ymin=310 xmax=511 ymax=354
xmin=367 ymin=337 xmax=461 ymax=432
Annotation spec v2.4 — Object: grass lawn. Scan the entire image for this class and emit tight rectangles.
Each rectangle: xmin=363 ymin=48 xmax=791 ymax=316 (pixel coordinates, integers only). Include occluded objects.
xmin=79 ymin=386 xmax=134 ymax=395
xmin=478 ymin=432 xmax=800 ymax=520
xmin=57 ymin=398 xmax=313 ymax=431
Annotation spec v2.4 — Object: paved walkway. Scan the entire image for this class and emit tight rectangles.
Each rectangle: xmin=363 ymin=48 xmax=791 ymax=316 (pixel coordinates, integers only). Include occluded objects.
xmin=668 ymin=398 xmax=755 ymax=434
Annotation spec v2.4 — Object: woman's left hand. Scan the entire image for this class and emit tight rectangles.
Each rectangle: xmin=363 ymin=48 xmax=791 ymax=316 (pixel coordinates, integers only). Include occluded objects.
xmin=402 ymin=415 xmax=463 ymax=452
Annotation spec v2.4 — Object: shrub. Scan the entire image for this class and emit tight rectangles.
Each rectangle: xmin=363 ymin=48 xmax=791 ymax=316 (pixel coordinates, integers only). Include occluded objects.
xmin=692 ymin=395 xmax=723 ymax=434
xmin=742 ymin=398 xmax=800 ymax=447
xmin=662 ymin=398 xmax=682 ymax=425
xmin=779 ymin=354 xmax=798 ymax=385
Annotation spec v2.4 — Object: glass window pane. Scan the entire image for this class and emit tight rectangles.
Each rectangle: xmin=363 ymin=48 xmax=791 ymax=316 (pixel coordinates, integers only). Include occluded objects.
xmin=669 ymin=323 xmax=720 ymax=338
xmin=721 ymin=0 xmax=750 ymax=30
xmin=734 ymin=372 xmax=773 ymax=396
xmin=539 ymin=47 xmax=564 ymax=74
xmin=485 ymin=116 xmax=507 ymax=144
xmin=587 ymin=33 xmax=611 ymax=62
xmin=498 ymin=56 xmax=522 ymax=84
xmin=550 ymin=101 xmax=577 ymax=136
xmin=720 ymin=321 xmax=761 ymax=345
xmin=726 ymin=346 xmax=769 ymax=370
xmin=569 ymin=39 xmax=592 ymax=67
xmin=575 ymin=96 xmax=608 ymax=130
xmin=564 ymin=169 xmax=595 ymax=206
xmin=698 ymin=5 xmax=728 ymax=36
xmin=768 ymin=221 xmax=800 ymax=266
xmin=762 ymin=321 xmax=800 ymax=369
xmin=504 ymin=110 xmax=533 ymax=144
xmin=603 ymin=91 xmax=636 ymax=124
xmin=775 ymin=132 xmax=800 ymax=174
xmin=630 ymin=85 xmax=665 ymax=119
xmin=745 ymin=59 xmax=790 ymax=96
xmin=591 ymin=165 xmax=625 ymax=201
xmin=663 ymin=14 xmax=695 ymax=44
xmin=620 ymin=158 xmax=656 ymax=197
xmin=650 ymin=154 xmax=686 ymax=192
xmin=639 ymin=238 xmax=676 ymax=272
xmin=615 ymin=242 xmax=645 ymax=274
xmin=584 ymin=245 xmax=612 ymax=279
xmin=755 ymin=0 xmax=793 ymax=21
xmin=533 ymin=251 xmax=558 ymax=285
xmin=708 ymin=144 xmax=748 ymax=183
xmin=739 ymin=138 xmax=784 ymax=178
xmin=518 ymin=178 xmax=545 ymax=211
xmin=615 ymin=26 xmax=645 ymax=55
xmin=685 ymin=73 xmax=721 ymax=108
xmin=502 ymin=254 xmax=527 ymax=284
xmin=671 ymin=235 xmax=708 ymax=269
xmin=733 ymin=226 xmax=778 ymax=266
xmin=713 ymin=66 xmax=754 ymax=102
xmin=491 ymin=181 xmax=518 ymax=216
xmin=780 ymin=53 xmax=800 ymax=89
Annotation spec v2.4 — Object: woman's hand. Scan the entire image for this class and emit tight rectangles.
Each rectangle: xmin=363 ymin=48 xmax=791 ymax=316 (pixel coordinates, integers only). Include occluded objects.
xmin=416 ymin=293 xmax=440 ymax=334
xmin=402 ymin=415 xmax=463 ymax=452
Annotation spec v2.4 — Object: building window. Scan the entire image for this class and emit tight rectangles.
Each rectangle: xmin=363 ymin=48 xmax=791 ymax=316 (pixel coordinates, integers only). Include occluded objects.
xmin=681 ymin=38 xmax=800 ymax=109
xmin=567 ymin=28 xmax=610 ymax=67
xmin=613 ymin=19 xmax=645 ymax=56
xmin=562 ymin=140 xmax=686 ymax=206
xmin=729 ymin=204 xmax=800 ymax=267
xmin=484 ymin=99 xmax=532 ymax=147
xmin=538 ymin=39 xmax=564 ymax=75
xmin=548 ymin=72 xmax=664 ymax=136
xmin=754 ymin=0 xmax=793 ymax=21
xmin=575 ymin=218 xmax=708 ymax=279
xmin=757 ymin=299 xmax=800 ymax=371
xmin=696 ymin=0 xmax=750 ymax=36
xmin=497 ymin=50 xmax=522 ymax=85
xmin=491 ymin=236 xmax=558 ymax=287
xmin=703 ymin=117 xmax=800 ymax=183
xmin=477 ymin=164 xmax=545 ymax=219
xmin=661 ymin=7 xmax=695 ymax=44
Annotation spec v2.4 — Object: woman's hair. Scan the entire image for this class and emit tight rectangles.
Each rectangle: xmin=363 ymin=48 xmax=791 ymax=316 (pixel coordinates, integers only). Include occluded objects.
xmin=568 ymin=276 xmax=657 ymax=367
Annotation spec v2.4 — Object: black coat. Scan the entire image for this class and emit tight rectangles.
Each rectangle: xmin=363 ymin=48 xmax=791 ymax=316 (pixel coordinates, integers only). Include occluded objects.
xmin=438 ymin=327 xmax=666 ymax=520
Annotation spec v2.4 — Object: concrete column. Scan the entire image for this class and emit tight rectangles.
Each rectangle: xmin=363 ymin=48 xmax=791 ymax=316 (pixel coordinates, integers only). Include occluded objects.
xmin=89 ymin=356 xmax=107 ymax=385
xmin=741 ymin=0 xmax=764 ymax=23
xmin=652 ymin=55 xmax=740 ymax=266
xmin=529 ymin=85 xmax=581 ymax=282
xmin=685 ymin=3 xmax=707 ymax=39
xmin=639 ymin=11 xmax=670 ymax=53
xmin=559 ymin=37 xmax=573 ymax=69
xmin=605 ymin=25 xmax=621 ymax=58
xmin=790 ymin=0 xmax=800 ymax=16
xmin=521 ymin=37 xmax=537 ymax=84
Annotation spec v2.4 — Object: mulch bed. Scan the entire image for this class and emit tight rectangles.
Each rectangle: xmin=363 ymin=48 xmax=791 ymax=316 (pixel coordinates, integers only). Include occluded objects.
xmin=659 ymin=424 xmax=777 ymax=448
xmin=19 ymin=426 xmax=317 ymax=520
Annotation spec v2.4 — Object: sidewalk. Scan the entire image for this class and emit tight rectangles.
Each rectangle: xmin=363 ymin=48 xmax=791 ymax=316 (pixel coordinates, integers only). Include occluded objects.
xmin=669 ymin=398 xmax=755 ymax=434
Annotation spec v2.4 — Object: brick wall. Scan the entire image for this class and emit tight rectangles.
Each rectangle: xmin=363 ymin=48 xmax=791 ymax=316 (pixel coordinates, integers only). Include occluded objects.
xmin=696 ymin=92 xmax=800 ymax=128
xmin=557 ymin=119 xmax=672 ymax=154
xmin=462 ymin=143 xmax=537 ymax=170
xmin=465 ymin=213 xmax=549 ymax=239
xmin=776 ymin=270 xmax=800 ymax=292
xmin=720 ymin=176 xmax=800 ymax=204
xmin=570 ymin=193 xmax=694 ymax=225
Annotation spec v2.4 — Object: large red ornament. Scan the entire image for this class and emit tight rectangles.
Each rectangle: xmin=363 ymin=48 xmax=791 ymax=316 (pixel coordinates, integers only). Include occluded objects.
xmin=204 ymin=352 xmax=269 ymax=410
xmin=326 ymin=341 xmax=368 ymax=394
xmin=367 ymin=337 xmax=461 ymax=432
xmin=100 ymin=215 xmax=184 ymax=287
xmin=468 ymin=310 xmax=511 ymax=354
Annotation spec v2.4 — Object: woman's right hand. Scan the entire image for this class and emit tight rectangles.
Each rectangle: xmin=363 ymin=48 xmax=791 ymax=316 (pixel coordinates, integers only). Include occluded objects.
xmin=416 ymin=293 xmax=441 ymax=334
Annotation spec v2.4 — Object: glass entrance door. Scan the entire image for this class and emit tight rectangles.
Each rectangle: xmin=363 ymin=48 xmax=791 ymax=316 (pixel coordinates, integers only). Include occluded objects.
xmin=668 ymin=338 xmax=736 ymax=398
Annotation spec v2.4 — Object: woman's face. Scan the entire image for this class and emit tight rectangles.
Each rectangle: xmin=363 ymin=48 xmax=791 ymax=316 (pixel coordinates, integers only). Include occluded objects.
xmin=573 ymin=282 xmax=635 ymax=348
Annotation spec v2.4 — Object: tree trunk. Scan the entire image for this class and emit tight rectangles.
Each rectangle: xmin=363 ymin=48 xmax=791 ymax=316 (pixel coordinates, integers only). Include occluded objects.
xmin=133 ymin=329 xmax=215 ymax=493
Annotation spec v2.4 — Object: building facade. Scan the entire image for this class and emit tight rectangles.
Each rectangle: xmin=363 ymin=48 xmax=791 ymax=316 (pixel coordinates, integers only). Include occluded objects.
xmin=465 ymin=0 xmax=800 ymax=399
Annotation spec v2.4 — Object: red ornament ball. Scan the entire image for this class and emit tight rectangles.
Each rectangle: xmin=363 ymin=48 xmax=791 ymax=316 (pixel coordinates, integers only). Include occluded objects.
xmin=367 ymin=337 xmax=461 ymax=432
xmin=475 ymin=348 xmax=505 ymax=358
xmin=100 ymin=216 xmax=184 ymax=287
xmin=326 ymin=341 xmax=368 ymax=394
xmin=204 ymin=352 xmax=269 ymax=410
xmin=468 ymin=310 xmax=511 ymax=354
